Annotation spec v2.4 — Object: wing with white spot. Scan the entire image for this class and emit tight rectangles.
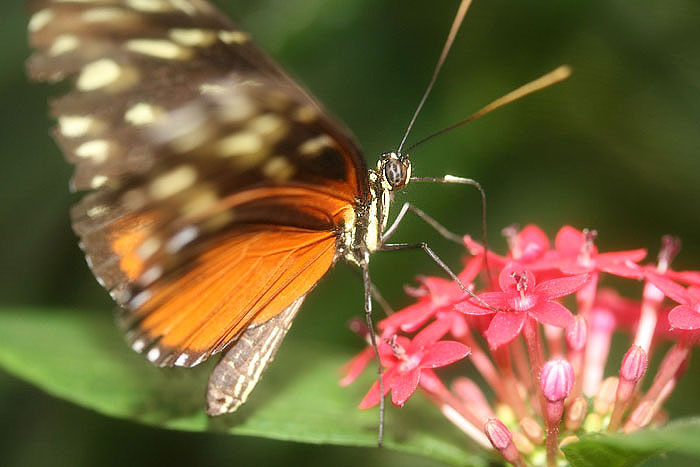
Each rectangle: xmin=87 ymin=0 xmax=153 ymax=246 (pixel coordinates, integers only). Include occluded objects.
xmin=27 ymin=0 xmax=366 ymax=192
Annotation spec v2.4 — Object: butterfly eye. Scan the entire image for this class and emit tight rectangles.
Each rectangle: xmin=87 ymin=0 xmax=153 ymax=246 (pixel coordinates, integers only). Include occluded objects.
xmin=384 ymin=158 xmax=408 ymax=189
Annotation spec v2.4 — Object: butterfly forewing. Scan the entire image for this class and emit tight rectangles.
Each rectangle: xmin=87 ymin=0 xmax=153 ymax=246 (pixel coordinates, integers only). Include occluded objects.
xmin=27 ymin=0 xmax=368 ymax=374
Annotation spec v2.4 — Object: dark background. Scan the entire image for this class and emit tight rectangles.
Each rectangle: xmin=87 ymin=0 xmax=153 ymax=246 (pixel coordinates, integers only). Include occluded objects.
xmin=1 ymin=0 xmax=699 ymax=466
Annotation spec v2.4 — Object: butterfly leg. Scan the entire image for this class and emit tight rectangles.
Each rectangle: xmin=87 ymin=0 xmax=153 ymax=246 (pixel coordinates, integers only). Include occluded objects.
xmin=409 ymin=175 xmax=488 ymax=244
xmin=369 ymin=280 xmax=395 ymax=316
xmin=408 ymin=175 xmax=494 ymax=286
xmin=362 ymin=264 xmax=385 ymax=446
xmin=382 ymin=202 xmax=463 ymax=244
xmin=380 ymin=242 xmax=497 ymax=311
xmin=353 ymin=269 xmax=394 ymax=315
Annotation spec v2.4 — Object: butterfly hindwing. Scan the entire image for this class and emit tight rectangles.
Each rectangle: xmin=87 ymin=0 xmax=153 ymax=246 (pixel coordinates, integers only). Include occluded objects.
xmin=207 ymin=295 xmax=306 ymax=415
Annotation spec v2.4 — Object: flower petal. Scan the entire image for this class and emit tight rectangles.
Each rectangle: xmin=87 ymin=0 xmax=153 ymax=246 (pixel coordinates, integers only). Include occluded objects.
xmin=516 ymin=224 xmax=551 ymax=262
xmin=455 ymin=292 xmax=510 ymax=315
xmin=534 ymin=274 xmax=589 ymax=300
xmin=459 ymin=254 xmax=485 ymax=285
xmin=668 ymin=305 xmax=700 ymax=330
xmin=358 ymin=366 xmax=397 ymax=409
xmin=391 ymin=368 xmax=421 ymax=407
xmin=667 ymin=270 xmax=700 ymax=286
xmin=688 ymin=286 xmax=700 ymax=303
xmin=646 ymin=273 xmax=691 ymax=306
xmin=420 ymin=341 xmax=471 ymax=368
xmin=358 ymin=381 xmax=381 ymax=409
xmin=484 ymin=311 xmax=526 ymax=348
xmin=597 ymin=248 xmax=647 ymax=264
xmin=598 ymin=261 xmax=643 ymax=279
xmin=418 ymin=368 xmax=446 ymax=393
xmin=554 ymin=225 xmax=586 ymax=256
xmin=529 ymin=301 xmax=574 ymax=328
xmin=413 ymin=317 xmax=452 ymax=347
xmin=417 ymin=276 xmax=463 ymax=306
xmin=339 ymin=346 xmax=374 ymax=387
xmin=463 ymin=235 xmax=508 ymax=268
xmin=378 ymin=299 xmax=434 ymax=335
xmin=442 ymin=310 xmax=469 ymax=337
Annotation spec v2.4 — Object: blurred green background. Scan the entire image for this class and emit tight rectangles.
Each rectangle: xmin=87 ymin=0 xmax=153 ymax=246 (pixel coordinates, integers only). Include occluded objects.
xmin=1 ymin=0 xmax=699 ymax=466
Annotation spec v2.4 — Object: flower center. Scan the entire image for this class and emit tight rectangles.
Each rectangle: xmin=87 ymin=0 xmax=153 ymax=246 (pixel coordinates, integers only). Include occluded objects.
xmin=510 ymin=271 xmax=529 ymax=299
xmin=577 ymin=228 xmax=598 ymax=266
xmin=514 ymin=294 xmax=536 ymax=311
xmin=387 ymin=335 xmax=422 ymax=371
xmin=657 ymin=235 xmax=681 ymax=273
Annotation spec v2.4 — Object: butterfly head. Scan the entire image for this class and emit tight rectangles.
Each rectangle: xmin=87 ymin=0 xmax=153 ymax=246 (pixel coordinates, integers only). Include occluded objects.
xmin=377 ymin=152 xmax=412 ymax=192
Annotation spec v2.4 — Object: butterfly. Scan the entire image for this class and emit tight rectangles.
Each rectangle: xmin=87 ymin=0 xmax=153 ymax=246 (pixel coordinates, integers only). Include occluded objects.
xmin=26 ymin=0 xmax=569 ymax=423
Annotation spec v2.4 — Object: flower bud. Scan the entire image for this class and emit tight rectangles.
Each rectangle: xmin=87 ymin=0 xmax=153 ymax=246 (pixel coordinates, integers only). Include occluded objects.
xmin=519 ymin=416 xmax=544 ymax=444
xmin=620 ymin=345 xmax=648 ymax=383
xmin=565 ymin=396 xmax=588 ymax=431
xmin=484 ymin=418 xmax=512 ymax=450
xmin=541 ymin=359 xmax=574 ymax=402
xmin=484 ymin=418 xmax=524 ymax=466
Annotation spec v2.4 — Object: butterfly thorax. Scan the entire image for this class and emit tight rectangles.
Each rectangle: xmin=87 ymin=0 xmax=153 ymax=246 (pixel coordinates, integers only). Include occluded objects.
xmin=340 ymin=152 xmax=411 ymax=267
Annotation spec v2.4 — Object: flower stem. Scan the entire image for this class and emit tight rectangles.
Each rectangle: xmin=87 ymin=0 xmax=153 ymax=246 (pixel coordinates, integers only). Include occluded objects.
xmin=511 ymin=337 xmax=533 ymax=390
xmin=493 ymin=346 xmax=529 ymax=419
xmin=545 ymin=409 xmax=562 ymax=467
xmin=459 ymin=331 xmax=509 ymax=403
xmin=636 ymin=337 xmax=691 ymax=409
xmin=576 ymin=271 xmax=598 ymax=315
xmin=544 ymin=324 xmax=563 ymax=357
xmin=422 ymin=383 xmax=490 ymax=447
xmin=523 ymin=317 xmax=546 ymax=415
xmin=582 ymin=310 xmax=615 ymax=396
xmin=633 ymin=281 xmax=663 ymax=355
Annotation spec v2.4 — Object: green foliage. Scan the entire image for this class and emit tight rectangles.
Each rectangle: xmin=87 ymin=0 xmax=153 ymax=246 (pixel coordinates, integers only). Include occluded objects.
xmin=2 ymin=308 xmax=700 ymax=466
xmin=0 ymin=308 xmax=488 ymax=466
xmin=563 ymin=418 xmax=700 ymax=467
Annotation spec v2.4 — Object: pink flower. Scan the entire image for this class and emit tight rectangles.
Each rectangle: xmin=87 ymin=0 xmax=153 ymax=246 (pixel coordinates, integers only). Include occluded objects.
xmin=464 ymin=224 xmax=553 ymax=274
xmin=340 ymin=224 xmax=700 ymax=465
xmin=379 ymin=257 xmax=482 ymax=337
xmin=502 ymin=224 xmax=552 ymax=265
xmin=541 ymin=226 xmax=647 ymax=279
xmin=455 ymin=262 xmax=588 ymax=348
xmin=646 ymin=273 xmax=700 ymax=331
xmin=359 ymin=320 xmax=471 ymax=408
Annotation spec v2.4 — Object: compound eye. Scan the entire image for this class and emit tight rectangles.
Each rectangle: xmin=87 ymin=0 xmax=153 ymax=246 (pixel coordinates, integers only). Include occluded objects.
xmin=384 ymin=159 xmax=407 ymax=189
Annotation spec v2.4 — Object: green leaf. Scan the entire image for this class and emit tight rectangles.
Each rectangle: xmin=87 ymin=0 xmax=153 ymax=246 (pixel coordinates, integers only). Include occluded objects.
xmin=0 ymin=308 xmax=488 ymax=466
xmin=562 ymin=417 xmax=700 ymax=467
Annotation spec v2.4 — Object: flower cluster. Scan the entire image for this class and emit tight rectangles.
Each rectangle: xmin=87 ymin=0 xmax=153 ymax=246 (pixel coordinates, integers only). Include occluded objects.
xmin=341 ymin=225 xmax=699 ymax=466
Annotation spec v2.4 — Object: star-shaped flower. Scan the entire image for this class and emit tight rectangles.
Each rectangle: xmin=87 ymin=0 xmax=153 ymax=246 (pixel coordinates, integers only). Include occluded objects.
xmin=455 ymin=262 xmax=589 ymax=348
xmin=464 ymin=224 xmax=553 ymax=272
xmin=378 ymin=256 xmax=482 ymax=337
xmin=540 ymin=226 xmax=646 ymax=278
xmin=359 ymin=320 xmax=471 ymax=408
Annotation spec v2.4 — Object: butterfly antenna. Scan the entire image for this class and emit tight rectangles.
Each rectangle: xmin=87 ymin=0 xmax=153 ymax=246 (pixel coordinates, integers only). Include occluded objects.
xmin=405 ymin=65 xmax=572 ymax=152
xmin=396 ymin=0 xmax=473 ymax=154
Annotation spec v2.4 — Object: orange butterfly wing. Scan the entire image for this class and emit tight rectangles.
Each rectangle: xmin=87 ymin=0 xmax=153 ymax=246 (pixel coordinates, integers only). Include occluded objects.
xmin=126 ymin=226 xmax=336 ymax=367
